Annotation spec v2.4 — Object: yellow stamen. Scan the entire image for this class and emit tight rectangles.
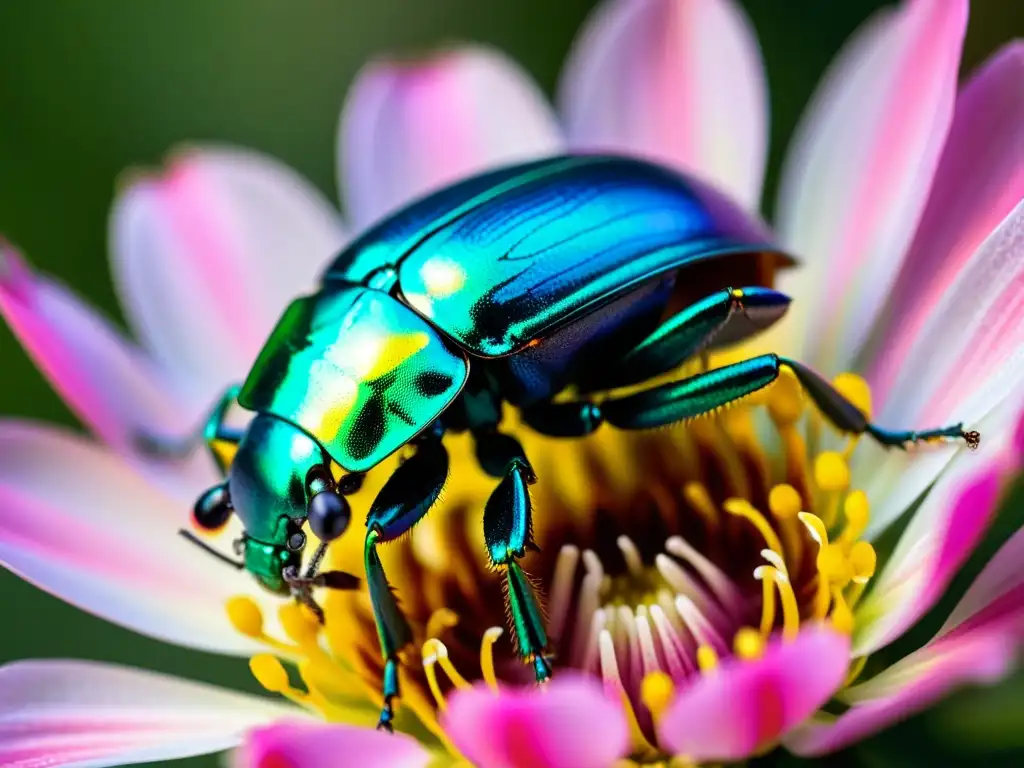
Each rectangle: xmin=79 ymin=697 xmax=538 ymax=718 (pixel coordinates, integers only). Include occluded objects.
xmin=422 ymin=643 xmax=448 ymax=712
xmin=849 ymin=540 xmax=877 ymax=584
xmin=768 ymin=484 xmax=802 ymax=519
xmin=830 ymin=589 xmax=855 ymax=635
xmin=818 ymin=544 xmax=853 ymax=589
xmin=839 ymin=490 xmax=870 ymax=547
xmin=724 ymin=498 xmax=785 ymax=564
xmin=697 ymin=645 xmax=718 ymax=673
xmin=619 ymin=691 xmax=659 ymax=761
xmin=226 ymin=596 xmax=264 ymax=638
xmin=754 ymin=565 xmax=800 ymax=641
xmin=250 ymin=653 xmax=290 ymax=693
xmin=279 ymin=602 xmax=321 ymax=648
xmin=733 ymin=627 xmax=765 ymax=660
xmin=641 ymin=671 xmax=675 ymax=725
xmin=683 ymin=482 xmax=719 ymax=530
xmin=421 ymin=638 xmax=470 ymax=712
xmin=813 ymin=452 xmax=849 ymax=527
xmin=426 ymin=607 xmax=460 ymax=641
xmin=480 ymin=627 xmax=503 ymax=694
xmin=758 ymin=566 xmax=777 ymax=637
xmin=767 ymin=366 xmax=804 ymax=425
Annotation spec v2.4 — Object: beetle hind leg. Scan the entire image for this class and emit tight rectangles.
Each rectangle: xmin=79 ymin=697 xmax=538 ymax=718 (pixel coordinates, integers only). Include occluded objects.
xmin=780 ymin=358 xmax=979 ymax=450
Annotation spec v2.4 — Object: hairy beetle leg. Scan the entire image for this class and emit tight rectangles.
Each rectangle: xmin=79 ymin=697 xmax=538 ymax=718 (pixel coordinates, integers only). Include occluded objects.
xmin=363 ymin=437 xmax=450 ymax=730
xmin=781 ymin=358 xmax=979 ymax=450
xmin=477 ymin=430 xmax=550 ymax=682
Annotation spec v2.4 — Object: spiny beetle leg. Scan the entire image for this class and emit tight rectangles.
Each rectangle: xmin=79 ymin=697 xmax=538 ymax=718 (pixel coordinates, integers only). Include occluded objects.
xmin=134 ymin=383 xmax=244 ymax=475
xmin=780 ymin=358 xmax=979 ymax=450
xmin=479 ymin=434 xmax=550 ymax=682
xmin=601 ymin=354 xmax=782 ymax=430
xmin=364 ymin=437 xmax=450 ymax=730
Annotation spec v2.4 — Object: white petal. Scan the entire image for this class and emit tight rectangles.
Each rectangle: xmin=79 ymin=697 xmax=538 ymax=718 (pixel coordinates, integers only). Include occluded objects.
xmin=0 ymin=423 xmax=261 ymax=655
xmin=111 ymin=145 xmax=346 ymax=407
xmin=559 ymin=0 xmax=768 ymax=210
xmin=0 ymin=659 xmax=300 ymax=768
xmin=338 ymin=45 xmax=563 ymax=230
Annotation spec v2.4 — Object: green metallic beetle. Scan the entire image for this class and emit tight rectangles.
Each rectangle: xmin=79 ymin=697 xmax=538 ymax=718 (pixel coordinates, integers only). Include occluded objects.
xmin=144 ymin=155 xmax=979 ymax=731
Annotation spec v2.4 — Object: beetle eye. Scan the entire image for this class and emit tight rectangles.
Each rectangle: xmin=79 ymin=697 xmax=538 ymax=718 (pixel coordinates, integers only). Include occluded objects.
xmin=193 ymin=483 xmax=233 ymax=531
xmin=308 ymin=491 xmax=351 ymax=542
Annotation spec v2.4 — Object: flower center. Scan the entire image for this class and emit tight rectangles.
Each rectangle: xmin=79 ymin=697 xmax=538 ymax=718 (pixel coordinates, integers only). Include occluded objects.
xmin=224 ymin=363 xmax=882 ymax=760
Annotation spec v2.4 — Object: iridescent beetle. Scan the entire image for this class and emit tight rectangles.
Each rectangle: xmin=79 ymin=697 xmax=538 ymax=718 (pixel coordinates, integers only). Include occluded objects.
xmin=145 ymin=155 xmax=979 ymax=730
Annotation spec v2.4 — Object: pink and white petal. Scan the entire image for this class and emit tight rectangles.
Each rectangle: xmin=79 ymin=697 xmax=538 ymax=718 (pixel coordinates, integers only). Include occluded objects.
xmin=0 ymin=659 xmax=299 ymax=768
xmin=657 ymin=626 xmax=850 ymax=761
xmin=853 ymin=204 xmax=1024 ymax=538
xmin=938 ymin=527 xmax=1024 ymax=641
xmin=853 ymin=446 xmax=1007 ymax=657
xmin=558 ymin=0 xmax=768 ymax=210
xmin=237 ymin=722 xmax=430 ymax=768
xmin=0 ymin=243 xmax=189 ymax=453
xmin=774 ymin=0 xmax=967 ymax=373
xmin=339 ymin=46 xmax=563 ymax=231
xmin=0 ymin=422 xmax=260 ymax=654
xmin=785 ymin=630 xmax=1017 ymax=756
xmin=866 ymin=43 xmax=1024 ymax=404
xmin=442 ymin=675 xmax=629 ymax=768
xmin=111 ymin=146 xmax=346 ymax=407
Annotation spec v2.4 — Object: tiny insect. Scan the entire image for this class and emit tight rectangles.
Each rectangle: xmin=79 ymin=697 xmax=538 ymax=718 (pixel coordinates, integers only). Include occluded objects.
xmin=141 ymin=155 xmax=979 ymax=730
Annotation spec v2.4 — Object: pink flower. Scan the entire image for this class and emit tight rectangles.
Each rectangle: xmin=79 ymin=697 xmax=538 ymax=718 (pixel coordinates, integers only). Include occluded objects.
xmin=2 ymin=1 xmax=1022 ymax=766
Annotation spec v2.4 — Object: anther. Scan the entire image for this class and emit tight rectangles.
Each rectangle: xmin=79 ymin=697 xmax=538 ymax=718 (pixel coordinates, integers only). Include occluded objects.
xmin=733 ymin=627 xmax=765 ymax=660
xmin=697 ymin=645 xmax=719 ymax=673
xmin=849 ymin=541 xmax=877 ymax=584
xmin=480 ymin=627 xmax=503 ymax=694
xmin=767 ymin=366 xmax=804 ymax=425
xmin=641 ymin=671 xmax=675 ymax=724
xmin=832 ymin=373 xmax=873 ymax=420
xmin=226 ymin=596 xmax=264 ymax=638
xmin=839 ymin=490 xmax=870 ymax=545
xmin=814 ymin=452 xmax=850 ymax=493
xmin=279 ymin=602 xmax=321 ymax=647
xmin=250 ymin=654 xmax=290 ymax=694
xmin=769 ymin=484 xmax=803 ymax=519
xmin=830 ymin=590 xmax=855 ymax=634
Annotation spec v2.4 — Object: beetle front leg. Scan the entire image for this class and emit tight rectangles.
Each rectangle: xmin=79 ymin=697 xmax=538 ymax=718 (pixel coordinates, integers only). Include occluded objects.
xmin=135 ymin=383 xmax=244 ymax=475
xmin=475 ymin=430 xmax=551 ymax=683
xmin=364 ymin=437 xmax=449 ymax=731
xmin=781 ymin=358 xmax=979 ymax=450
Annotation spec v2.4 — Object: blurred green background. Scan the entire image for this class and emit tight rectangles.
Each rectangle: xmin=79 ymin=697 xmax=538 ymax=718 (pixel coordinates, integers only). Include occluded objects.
xmin=1 ymin=1 xmax=1021 ymax=766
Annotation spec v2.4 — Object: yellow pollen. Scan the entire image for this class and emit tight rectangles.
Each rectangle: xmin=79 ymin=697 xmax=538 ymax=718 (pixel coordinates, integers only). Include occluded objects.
xmin=226 ymin=596 xmax=264 ymax=638
xmin=849 ymin=540 xmax=877 ymax=583
xmin=733 ymin=627 xmax=765 ymax=660
xmin=724 ymin=498 xmax=785 ymax=565
xmin=832 ymin=372 xmax=873 ymax=419
xmin=250 ymin=653 xmax=290 ymax=693
xmin=697 ymin=645 xmax=719 ymax=673
xmin=480 ymin=627 xmax=503 ymax=694
xmin=818 ymin=544 xmax=853 ymax=588
xmin=641 ymin=671 xmax=675 ymax=725
xmin=767 ymin=366 xmax=804 ymax=425
xmin=814 ymin=451 xmax=850 ymax=493
xmin=768 ymin=484 xmax=802 ymax=519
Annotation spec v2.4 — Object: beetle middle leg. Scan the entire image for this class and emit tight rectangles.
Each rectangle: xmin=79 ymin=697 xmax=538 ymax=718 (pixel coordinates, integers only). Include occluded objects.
xmin=474 ymin=429 xmax=551 ymax=684
xmin=363 ymin=435 xmax=449 ymax=731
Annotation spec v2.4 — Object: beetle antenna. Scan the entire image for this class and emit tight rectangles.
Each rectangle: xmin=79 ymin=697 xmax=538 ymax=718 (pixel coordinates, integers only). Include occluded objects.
xmin=178 ymin=529 xmax=245 ymax=570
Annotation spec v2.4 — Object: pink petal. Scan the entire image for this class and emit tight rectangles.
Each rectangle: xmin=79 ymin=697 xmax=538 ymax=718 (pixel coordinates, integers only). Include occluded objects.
xmin=775 ymin=0 xmax=968 ymax=373
xmin=939 ymin=526 xmax=1024 ymax=641
xmin=111 ymin=146 xmax=346 ymax=407
xmin=853 ymin=464 xmax=1003 ymax=656
xmin=338 ymin=46 xmax=562 ymax=230
xmin=559 ymin=0 xmax=768 ymax=210
xmin=442 ymin=675 xmax=629 ymax=768
xmin=785 ymin=630 xmax=1016 ymax=756
xmin=0 ymin=659 xmax=297 ymax=768
xmin=238 ymin=722 xmax=429 ymax=768
xmin=0 ymin=422 xmax=259 ymax=654
xmin=657 ymin=626 xmax=850 ymax=761
xmin=0 ymin=242 xmax=188 ymax=452
xmin=867 ymin=43 xmax=1024 ymax=406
